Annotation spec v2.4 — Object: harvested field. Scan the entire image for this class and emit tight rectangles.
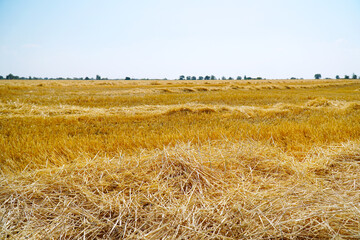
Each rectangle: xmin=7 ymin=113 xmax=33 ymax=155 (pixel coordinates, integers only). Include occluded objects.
xmin=1 ymin=79 xmax=360 ymax=239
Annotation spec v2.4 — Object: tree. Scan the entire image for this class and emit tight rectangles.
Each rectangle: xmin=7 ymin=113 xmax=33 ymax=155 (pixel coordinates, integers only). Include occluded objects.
xmin=191 ymin=76 xmax=196 ymax=80
xmin=179 ymin=75 xmax=185 ymax=80
xmin=221 ymin=76 xmax=226 ymax=80
xmin=336 ymin=75 xmax=340 ymax=79
xmin=352 ymin=73 xmax=357 ymax=79
xmin=85 ymin=77 xmax=90 ymax=80
xmin=210 ymin=75 xmax=216 ymax=80
xmin=198 ymin=76 xmax=204 ymax=80
xmin=204 ymin=76 xmax=210 ymax=80
xmin=344 ymin=75 xmax=349 ymax=79
xmin=236 ymin=76 xmax=242 ymax=80
xmin=125 ymin=77 xmax=131 ymax=80
xmin=6 ymin=73 xmax=19 ymax=79
xmin=314 ymin=74 xmax=322 ymax=79
xmin=0 ymin=76 xmax=3 ymax=79
xmin=96 ymin=75 xmax=101 ymax=80
xmin=186 ymin=76 xmax=191 ymax=80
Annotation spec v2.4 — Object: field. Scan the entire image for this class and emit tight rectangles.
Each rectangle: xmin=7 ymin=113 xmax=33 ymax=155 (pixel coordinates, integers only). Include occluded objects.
xmin=1 ymin=79 xmax=360 ymax=239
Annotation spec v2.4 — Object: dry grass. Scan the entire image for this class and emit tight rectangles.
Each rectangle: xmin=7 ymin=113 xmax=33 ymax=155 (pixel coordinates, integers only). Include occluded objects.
xmin=1 ymin=79 xmax=360 ymax=239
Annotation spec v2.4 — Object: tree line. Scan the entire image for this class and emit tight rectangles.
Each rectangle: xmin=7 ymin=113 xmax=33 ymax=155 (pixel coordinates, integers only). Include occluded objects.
xmin=178 ymin=75 xmax=264 ymax=80
xmin=1 ymin=73 xmax=359 ymax=80
xmin=0 ymin=74 xmax=108 ymax=80
xmin=314 ymin=73 xmax=359 ymax=80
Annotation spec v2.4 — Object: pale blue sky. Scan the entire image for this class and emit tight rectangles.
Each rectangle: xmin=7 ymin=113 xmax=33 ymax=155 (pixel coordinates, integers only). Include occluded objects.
xmin=0 ymin=0 xmax=359 ymax=79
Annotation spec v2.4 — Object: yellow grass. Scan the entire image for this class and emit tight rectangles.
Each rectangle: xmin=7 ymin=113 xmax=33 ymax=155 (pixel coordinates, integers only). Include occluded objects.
xmin=1 ymin=79 xmax=360 ymax=239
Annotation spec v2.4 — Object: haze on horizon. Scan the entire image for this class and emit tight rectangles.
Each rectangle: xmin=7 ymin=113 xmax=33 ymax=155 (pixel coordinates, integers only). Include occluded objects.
xmin=0 ymin=0 xmax=359 ymax=80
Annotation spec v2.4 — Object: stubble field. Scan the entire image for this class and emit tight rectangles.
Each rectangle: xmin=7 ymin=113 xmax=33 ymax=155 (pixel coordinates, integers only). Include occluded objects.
xmin=1 ymin=79 xmax=360 ymax=239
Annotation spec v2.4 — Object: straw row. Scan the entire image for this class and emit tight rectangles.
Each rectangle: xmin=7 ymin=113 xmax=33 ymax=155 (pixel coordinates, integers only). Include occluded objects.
xmin=1 ymin=140 xmax=360 ymax=239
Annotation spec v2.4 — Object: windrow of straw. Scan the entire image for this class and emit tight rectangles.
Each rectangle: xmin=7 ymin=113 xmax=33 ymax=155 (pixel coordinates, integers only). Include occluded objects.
xmin=1 ymin=140 xmax=360 ymax=239
xmin=1 ymin=98 xmax=359 ymax=118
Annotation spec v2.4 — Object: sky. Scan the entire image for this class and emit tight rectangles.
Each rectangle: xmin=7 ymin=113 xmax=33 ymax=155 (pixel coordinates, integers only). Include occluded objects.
xmin=0 ymin=0 xmax=359 ymax=79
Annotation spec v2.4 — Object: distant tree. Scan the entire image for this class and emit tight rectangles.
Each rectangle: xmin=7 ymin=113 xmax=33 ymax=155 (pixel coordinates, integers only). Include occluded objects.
xmin=221 ymin=76 xmax=226 ymax=80
xmin=125 ymin=77 xmax=131 ymax=80
xmin=198 ymin=76 xmax=204 ymax=80
xmin=6 ymin=73 xmax=19 ymax=79
xmin=314 ymin=73 xmax=322 ymax=79
xmin=352 ymin=73 xmax=357 ymax=79
xmin=256 ymin=77 xmax=262 ymax=80
xmin=290 ymin=77 xmax=297 ymax=80
xmin=96 ymin=75 xmax=101 ymax=80
xmin=204 ymin=75 xmax=210 ymax=80
xmin=191 ymin=76 xmax=196 ymax=80
xmin=336 ymin=75 xmax=340 ymax=79
xmin=186 ymin=76 xmax=191 ymax=80
xmin=244 ymin=75 xmax=247 ymax=80
xmin=210 ymin=75 xmax=216 ymax=80
xmin=85 ymin=77 xmax=90 ymax=80
xmin=344 ymin=75 xmax=349 ymax=79
xmin=0 ymin=76 xmax=3 ymax=79
xmin=236 ymin=76 xmax=242 ymax=80
xmin=179 ymin=75 xmax=185 ymax=80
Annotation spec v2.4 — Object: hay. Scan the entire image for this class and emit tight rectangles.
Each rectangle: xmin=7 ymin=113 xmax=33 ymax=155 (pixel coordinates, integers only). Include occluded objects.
xmin=182 ymin=88 xmax=195 ymax=93
xmin=2 ymin=98 xmax=359 ymax=119
xmin=2 ymin=79 xmax=360 ymax=239
xmin=1 ymin=140 xmax=360 ymax=239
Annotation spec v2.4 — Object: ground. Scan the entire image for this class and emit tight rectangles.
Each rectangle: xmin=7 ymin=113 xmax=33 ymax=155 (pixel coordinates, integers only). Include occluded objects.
xmin=1 ymin=79 xmax=360 ymax=239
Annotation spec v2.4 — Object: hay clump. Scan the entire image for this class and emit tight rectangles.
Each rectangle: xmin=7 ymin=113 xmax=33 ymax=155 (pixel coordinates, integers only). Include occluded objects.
xmin=182 ymin=88 xmax=195 ymax=92
xmin=2 ymin=140 xmax=360 ymax=239
xmin=165 ymin=107 xmax=193 ymax=115
xmin=194 ymin=107 xmax=216 ymax=114
xmin=306 ymin=97 xmax=332 ymax=107
xmin=158 ymin=88 xmax=173 ymax=93
xmin=164 ymin=105 xmax=217 ymax=115
xmin=195 ymin=87 xmax=208 ymax=92
xmin=344 ymin=102 xmax=360 ymax=111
